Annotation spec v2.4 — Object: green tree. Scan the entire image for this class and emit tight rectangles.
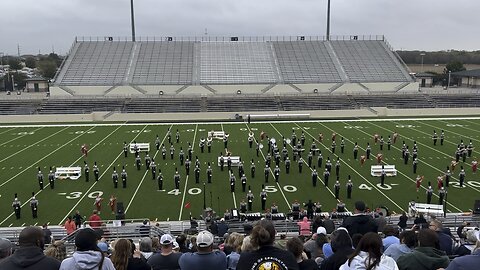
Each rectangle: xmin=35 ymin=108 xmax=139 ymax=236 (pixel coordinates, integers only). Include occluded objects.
xmin=445 ymin=61 xmax=466 ymax=73
xmin=37 ymin=60 xmax=57 ymax=79
xmin=24 ymin=57 xmax=37 ymax=69
xmin=8 ymin=58 xmax=22 ymax=70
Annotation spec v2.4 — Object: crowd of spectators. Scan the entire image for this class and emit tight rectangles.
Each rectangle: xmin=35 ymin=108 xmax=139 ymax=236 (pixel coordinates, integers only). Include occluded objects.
xmin=1 ymin=200 xmax=480 ymax=269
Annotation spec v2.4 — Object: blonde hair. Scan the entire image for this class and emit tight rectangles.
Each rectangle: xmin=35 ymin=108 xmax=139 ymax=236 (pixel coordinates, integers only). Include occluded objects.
xmin=44 ymin=241 xmax=67 ymax=261
xmin=241 ymin=235 xmax=257 ymax=252
xmin=228 ymin=232 xmax=245 ymax=253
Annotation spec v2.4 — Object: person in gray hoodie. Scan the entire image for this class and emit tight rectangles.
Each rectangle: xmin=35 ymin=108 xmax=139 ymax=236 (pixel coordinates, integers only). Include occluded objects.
xmin=0 ymin=226 xmax=61 ymax=270
xmin=60 ymin=228 xmax=115 ymax=270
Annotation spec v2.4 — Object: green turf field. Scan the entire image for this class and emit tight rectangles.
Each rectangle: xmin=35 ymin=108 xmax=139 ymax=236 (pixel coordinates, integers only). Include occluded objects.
xmin=0 ymin=117 xmax=479 ymax=227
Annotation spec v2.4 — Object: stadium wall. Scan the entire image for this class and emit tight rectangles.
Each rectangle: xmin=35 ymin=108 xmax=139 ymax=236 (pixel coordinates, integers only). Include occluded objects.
xmin=1 ymin=107 xmax=480 ymax=124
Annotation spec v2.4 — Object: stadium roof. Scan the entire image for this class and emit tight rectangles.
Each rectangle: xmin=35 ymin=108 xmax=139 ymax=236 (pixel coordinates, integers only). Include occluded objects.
xmin=451 ymin=69 xmax=480 ymax=78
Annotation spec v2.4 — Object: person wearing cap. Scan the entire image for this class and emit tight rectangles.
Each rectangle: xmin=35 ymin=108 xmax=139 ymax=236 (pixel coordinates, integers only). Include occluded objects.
xmin=0 ymin=226 xmax=61 ymax=269
xmin=148 ymin=234 xmax=182 ymax=269
xmin=60 ymin=228 xmax=115 ymax=270
xmin=179 ymin=230 xmax=227 ymax=270
xmin=304 ymin=227 xmax=328 ymax=261
xmin=0 ymin=238 xmax=13 ymax=261
xmin=237 ymin=219 xmax=299 ymax=270
xmin=341 ymin=201 xmax=378 ymax=237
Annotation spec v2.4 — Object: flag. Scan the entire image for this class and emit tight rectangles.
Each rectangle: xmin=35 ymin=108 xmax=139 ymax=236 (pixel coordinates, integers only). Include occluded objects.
xmin=184 ymin=202 xmax=191 ymax=209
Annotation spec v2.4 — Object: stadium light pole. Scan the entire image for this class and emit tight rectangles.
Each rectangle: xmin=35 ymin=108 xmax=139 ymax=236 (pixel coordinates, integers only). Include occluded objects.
xmin=326 ymin=0 xmax=331 ymax=40
xmin=447 ymin=70 xmax=451 ymax=90
xmin=130 ymin=0 xmax=136 ymax=42
xmin=420 ymin=53 xmax=425 ymax=73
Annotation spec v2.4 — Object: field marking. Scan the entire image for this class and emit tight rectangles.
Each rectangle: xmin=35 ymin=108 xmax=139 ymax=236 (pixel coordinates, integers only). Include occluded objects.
xmin=125 ymin=125 xmax=173 ymax=214
xmin=246 ymin=123 xmax=291 ymax=210
xmin=423 ymin=119 xmax=480 ymax=144
xmin=0 ymin=127 xmax=70 ymax=164
xmin=59 ymin=125 xmax=149 ymax=225
xmin=315 ymin=122 xmax=404 ymax=212
xmin=371 ymin=120 xmax=480 ymax=194
xmin=222 ymin=123 xmax=238 ymax=209
xmin=0 ymin=127 xmax=44 ymax=147
xmin=3 ymin=116 xmax=480 ymax=129
xmin=342 ymin=121 xmax=463 ymax=212
xmin=0 ymin=126 xmax=91 ymax=189
xmin=0 ymin=124 xmax=126 ymax=226
xmin=0 ymin=127 xmax=18 ymax=135
xmin=179 ymin=124 xmax=198 ymax=221
xmin=269 ymin=123 xmax=347 ymax=210
xmin=0 ymin=126 xmax=125 ymax=225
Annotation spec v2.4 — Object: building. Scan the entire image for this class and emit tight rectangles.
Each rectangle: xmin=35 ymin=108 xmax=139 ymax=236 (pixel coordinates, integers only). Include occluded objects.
xmin=25 ymin=77 xmax=49 ymax=92
xmin=451 ymin=69 xmax=480 ymax=88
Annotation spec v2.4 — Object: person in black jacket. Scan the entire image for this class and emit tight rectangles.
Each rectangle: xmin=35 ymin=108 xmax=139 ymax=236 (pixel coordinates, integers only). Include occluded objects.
xmin=340 ymin=201 xmax=378 ymax=237
xmin=320 ymin=228 xmax=354 ymax=270
xmin=0 ymin=226 xmax=61 ymax=270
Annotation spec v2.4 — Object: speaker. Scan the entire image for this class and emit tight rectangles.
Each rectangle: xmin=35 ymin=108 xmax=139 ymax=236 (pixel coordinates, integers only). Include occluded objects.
xmin=116 ymin=202 xmax=125 ymax=220
xmin=230 ymin=37 xmax=238 ymax=41
xmin=473 ymin=200 xmax=480 ymax=214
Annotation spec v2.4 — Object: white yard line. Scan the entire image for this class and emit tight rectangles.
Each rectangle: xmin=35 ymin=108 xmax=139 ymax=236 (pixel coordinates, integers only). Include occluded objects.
xmin=221 ymin=123 xmax=238 ymax=209
xmin=0 ymin=127 xmax=44 ymax=147
xmin=315 ymin=122 xmax=404 ymax=212
xmin=342 ymin=121 xmax=463 ymax=213
xmin=0 ymin=126 xmax=90 ymax=189
xmin=0 ymin=127 xmax=18 ymax=135
xmin=58 ymin=125 xmax=148 ymax=225
xmin=178 ymin=124 xmax=198 ymax=221
xmin=0 ymin=127 xmax=69 ymax=164
xmin=125 ymin=124 xmax=173 ymax=213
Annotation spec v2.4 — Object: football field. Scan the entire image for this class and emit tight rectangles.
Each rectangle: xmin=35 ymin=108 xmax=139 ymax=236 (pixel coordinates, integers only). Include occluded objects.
xmin=1 ymin=117 xmax=480 ymax=227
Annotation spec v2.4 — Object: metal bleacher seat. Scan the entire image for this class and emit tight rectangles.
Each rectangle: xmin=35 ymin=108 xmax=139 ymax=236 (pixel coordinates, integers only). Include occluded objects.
xmin=272 ymin=41 xmax=343 ymax=84
xmin=330 ymin=40 xmax=409 ymax=83
xmin=199 ymin=42 xmax=277 ymax=84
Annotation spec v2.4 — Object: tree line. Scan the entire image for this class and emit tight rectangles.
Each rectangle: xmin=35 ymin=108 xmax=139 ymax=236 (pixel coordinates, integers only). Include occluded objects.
xmin=397 ymin=50 xmax=480 ymax=65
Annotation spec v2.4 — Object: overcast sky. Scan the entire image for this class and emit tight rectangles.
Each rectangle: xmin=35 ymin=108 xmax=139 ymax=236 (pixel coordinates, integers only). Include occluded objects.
xmin=1 ymin=0 xmax=478 ymax=55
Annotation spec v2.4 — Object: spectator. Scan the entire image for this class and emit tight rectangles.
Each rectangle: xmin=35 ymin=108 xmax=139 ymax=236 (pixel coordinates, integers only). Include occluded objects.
xmin=88 ymin=210 xmax=103 ymax=229
xmin=148 ymin=234 xmax=182 ymax=269
xmin=172 ymin=241 xmax=180 ymax=253
xmin=298 ymin=216 xmax=312 ymax=236
xmin=241 ymin=236 xmax=256 ymax=253
xmin=97 ymin=241 xmax=110 ymax=257
xmin=454 ymin=229 xmax=479 ymax=256
xmin=341 ymin=201 xmax=378 ymax=237
xmin=176 ymin=234 xmax=190 ymax=253
xmin=0 ymin=238 xmax=13 ymax=261
xmin=429 ymin=219 xmax=454 ymax=255
xmin=320 ymin=228 xmax=354 ymax=270
xmin=456 ymin=222 xmax=470 ymax=240
xmin=189 ymin=236 xmax=198 ymax=252
xmin=217 ymin=218 xmax=229 ymax=237
xmin=444 ymin=232 xmax=480 ymax=270
xmin=111 ymin=238 xmax=150 ymax=270
xmin=139 ymin=237 xmax=154 ymax=260
xmin=151 ymin=237 xmax=160 ymax=253
xmin=396 ymin=229 xmax=449 ymax=270
xmin=375 ymin=211 xmax=388 ymax=233
xmin=0 ymin=226 xmax=61 ymax=270
xmin=139 ymin=220 xmax=151 ymax=238
xmin=339 ymin=232 xmax=398 ymax=270
xmin=413 ymin=214 xmax=427 ymax=229
xmin=60 ymin=228 xmax=115 ymax=270
xmin=243 ymin=223 xmax=253 ymax=236
xmin=287 ymin=237 xmax=318 ymax=270
xmin=64 ymin=216 xmax=76 ymax=235
xmin=323 ymin=214 xmax=336 ymax=234
xmin=351 ymin=233 xmax=363 ymax=249
xmin=43 ymin=224 xmax=53 ymax=245
xmin=237 ymin=219 xmax=299 ymax=270
xmin=179 ymin=230 xmax=227 ymax=270
xmin=304 ymin=227 xmax=328 ymax=260
xmin=384 ymin=230 xmax=416 ymax=261
xmin=397 ymin=212 xmax=408 ymax=231
xmin=226 ymin=232 xmax=244 ymax=270
xmin=45 ymin=241 xmax=67 ymax=261
xmin=382 ymin=225 xmax=400 ymax=251
xmin=312 ymin=215 xmax=324 ymax=233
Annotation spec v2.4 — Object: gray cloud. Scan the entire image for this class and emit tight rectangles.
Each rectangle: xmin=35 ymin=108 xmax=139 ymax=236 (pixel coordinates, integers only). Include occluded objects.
xmin=1 ymin=0 xmax=478 ymax=55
